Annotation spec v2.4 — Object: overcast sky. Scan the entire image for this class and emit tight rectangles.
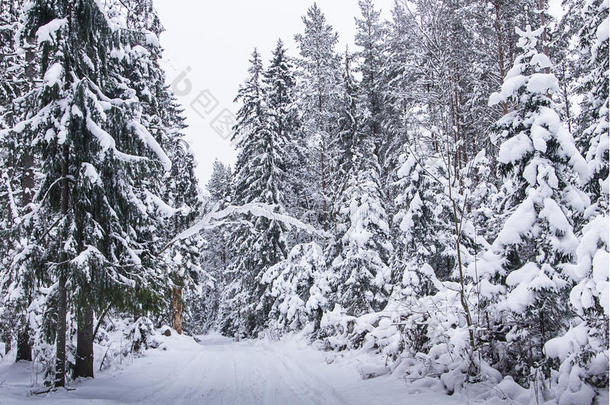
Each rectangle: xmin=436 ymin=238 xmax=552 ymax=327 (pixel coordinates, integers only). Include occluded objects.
xmin=154 ymin=0 xmax=565 ymax=186
xmin=154 ymin=0 xmax=395 ymax=186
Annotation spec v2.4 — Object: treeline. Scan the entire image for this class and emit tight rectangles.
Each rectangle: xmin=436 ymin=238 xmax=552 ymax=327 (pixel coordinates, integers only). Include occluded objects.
xmin=0 ymin=0 xmax=202 ymax=387
xmin=197 ymin=0 xmax=609 ymax=402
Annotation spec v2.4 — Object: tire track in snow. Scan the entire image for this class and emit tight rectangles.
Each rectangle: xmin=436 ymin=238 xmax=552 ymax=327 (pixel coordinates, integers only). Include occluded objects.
xmin=264 ymin=342 xmax=351 ymax=405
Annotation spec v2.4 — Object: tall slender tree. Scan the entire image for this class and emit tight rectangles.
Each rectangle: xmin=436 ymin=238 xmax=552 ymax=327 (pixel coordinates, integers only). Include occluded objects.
xmin=0 ymin=0 xmax=37 ymax=362
xmin=263 ymin=39 xmax=306 ymax=245
xmin=295 ymin=4 xmax=343 ymax=232
xmin=219 ymin=49 xmax=289 ymax=337
xmin=355 ymin=0 xmax=387 ymax=159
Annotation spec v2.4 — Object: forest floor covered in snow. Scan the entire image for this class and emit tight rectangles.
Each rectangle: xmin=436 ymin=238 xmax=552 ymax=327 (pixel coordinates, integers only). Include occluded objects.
xmin=0 ymin=332 xmax=491 ymax=405
xmin=0 ymin=331 xmax=604 ymax=405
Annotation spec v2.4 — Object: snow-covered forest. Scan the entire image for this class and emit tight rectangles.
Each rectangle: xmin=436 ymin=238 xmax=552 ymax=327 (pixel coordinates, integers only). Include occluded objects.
xmin=0 ymin=0 xmax=608 ymax=404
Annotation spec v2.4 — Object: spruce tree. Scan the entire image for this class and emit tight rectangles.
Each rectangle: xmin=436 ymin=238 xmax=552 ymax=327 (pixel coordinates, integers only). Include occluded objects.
xmin=574 ymin=0 xmax=609 ymax=207
xmin=262 ymin=242 xmax=329 ymax=333
xmin=328 ymin=49 xmax=392 ymax=315
xmin=207 ymin=160 xmax=233 ymax=204
xmin=381 ymin=1 xmax=418 ymax=183
xmin=0 ymin=0 xmax=37 ymax=361
xmin=163 ymin=137 xmax=202 ymax=335
xmin=390 ymin=150 xmax=451 ymax=296
xmin=481 ymin=26 xmax=589 ymax=382
xmin=543 ymin=2 xmax=609 ymax=400
xmin=219 ymin=49 xmax=289 ymax=337
xmin=294 ymin=4 xmax=342 ymax=232
xmin=17 ymin=0 xmax=172 ymax=385
xmin=264 ymin=39 xmax=307 ymax=245
xmin=354 ymin=0 xmax=387 ymax=159
xmin=190 ymin=160 xmax=231 ymax=333
xmin=116 ymin=0 xmax=204 ymax=335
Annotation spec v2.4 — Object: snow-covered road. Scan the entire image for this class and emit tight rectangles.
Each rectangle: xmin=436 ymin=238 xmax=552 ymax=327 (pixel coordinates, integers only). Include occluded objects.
xmin=0 ymin=334 xmax=468 ymax=405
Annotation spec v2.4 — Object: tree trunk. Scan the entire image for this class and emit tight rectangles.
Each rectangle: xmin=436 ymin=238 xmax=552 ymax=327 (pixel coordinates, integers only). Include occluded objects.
xmin=493 ymin=1 xmax=508 ymax=115
xmin=318 ymin=90 xmax=328 ymax=233
xmin=538 ymin=0 xmax=549 ymax=58
xmin=171 ymin=287 xmax=183 ymax=334
xmin=320 ymin=141 xmax=327 ymax=232
xmin=14 ymin=41 xmax=36 ymax=364
xmin=2 ymin=332 xmax=11 ymax=355
xmin=54 ymin=142 xmax=70 ymax=388
xmin=74 ymin=301 xmax=94 ymax=378
xmin=15 ymin=329 xmax=31 ymax=361
xmin=15 ymin=150 xmax=34 ymax=361
xmin=54 ymin=270 xmax=67 ymax=387
xmin=447 ymin=150 xmax=476 ymax=366
xmin=313 ymin=307 xmax=323 ymax=333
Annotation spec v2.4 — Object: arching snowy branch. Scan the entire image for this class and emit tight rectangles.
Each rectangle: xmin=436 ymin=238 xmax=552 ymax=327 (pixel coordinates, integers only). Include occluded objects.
xmin=170 ymin=202 xmax=328 ymax=245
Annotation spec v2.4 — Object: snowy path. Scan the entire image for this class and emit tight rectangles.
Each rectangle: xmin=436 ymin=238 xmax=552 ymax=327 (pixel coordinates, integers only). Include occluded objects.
xmin=0 ymin=334 xmax=468 ymax=405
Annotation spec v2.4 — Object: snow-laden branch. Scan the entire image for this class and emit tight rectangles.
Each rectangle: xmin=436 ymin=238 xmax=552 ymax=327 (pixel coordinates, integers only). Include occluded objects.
xmin=166 ymin=202 xmax=328 ymax=250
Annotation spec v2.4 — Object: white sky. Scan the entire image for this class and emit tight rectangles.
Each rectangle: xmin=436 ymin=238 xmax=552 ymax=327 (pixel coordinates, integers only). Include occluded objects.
xmin=155 ymin=0 xmax=395 ymax=186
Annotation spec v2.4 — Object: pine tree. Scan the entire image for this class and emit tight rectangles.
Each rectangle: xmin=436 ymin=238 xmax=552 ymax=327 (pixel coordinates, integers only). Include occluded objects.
xmin=264 ymin=39 xmax=308 ymax=245
xmin=294 ymin=4 xmax=343 ymax=232
xmin=189 ymin=160 xmax=232 ymax=333
xmin=16 ymin=0 xmax=173 ymax=385
xmin=354 ymin=0 xmax=387 ymax=160
xmin=481 ymin=26 xmax=589 ymax=383
xmin=543 ymin=2 xmax=609 ymax=401
xmin=574 ymin=0 xmax=609 ymax=208
xmin=219 ymin=49 xmax=289 ymax=337
xmin=0 ymin=0 xmax=37 ymax=361
xmin=327 ymin=50 xmax=392 ymax=316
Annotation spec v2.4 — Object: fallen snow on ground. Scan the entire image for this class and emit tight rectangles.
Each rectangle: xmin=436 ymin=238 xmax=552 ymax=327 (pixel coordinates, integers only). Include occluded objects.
xmin=0 ymin=332 xmax=580 ymax=405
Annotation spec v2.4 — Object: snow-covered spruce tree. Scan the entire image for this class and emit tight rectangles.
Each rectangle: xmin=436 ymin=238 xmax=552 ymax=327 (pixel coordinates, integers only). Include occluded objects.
xmin=354 ymin=0 xmax=387 ymax=162
xmin=103 ymin=0 xmax=205 ymax=336
xmin=294 ymin=3 xmax=343 ymax=232
xmin=207 ymin=159 xmax=233 ymax=205
xmin=543 ymin=3 xmax=609 ymax=402
xmin=258 ymin=49 xmax=350 ymax=337
xmin=257 ymin=41 xmax=333 ymax=335
xmin=387 ymin=139 xmax=491 ymax=384
xmin=0 ymin=0 xmax=24 ymax=130
xmin=390 ymin=149 xmax=450 ymax=300
xmin=0 ymin=0 xmax=39 ymax=362
xmin=574 ymin=0 xmax=609 ymax=208
xmin=218 ymin=49 xmax=289 ymax=337
xmin=164 ymin=139 xmax=203 ymax=335
xmin=465 ymin=151 xmax=501 ymax=244
xmin=545 ymin=213 xmax=609 ymax=403
xmin=261 ymin=242 xmax=330 ymax=334
xmin=381 ymin=1 xmax=420 ymax=187
xmin=479 ymin=26 xmax=590 ymax=384
xmin=327 ymin=49 xmax=392 ymax=317
xmin=188 ymin=160 xmax=232 ymax=334
xmin=131 ymin=0 xmax=203 ymax=335
xmin=264 ymin=39 xmax=309 ymax=245
xmin=17 ymin=0 xmax=172 ymax=385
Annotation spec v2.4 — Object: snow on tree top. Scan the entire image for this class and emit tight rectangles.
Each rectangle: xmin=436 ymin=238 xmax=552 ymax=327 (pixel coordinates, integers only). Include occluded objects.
xmin=35 ymin=18 xmax=67 ymax=45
